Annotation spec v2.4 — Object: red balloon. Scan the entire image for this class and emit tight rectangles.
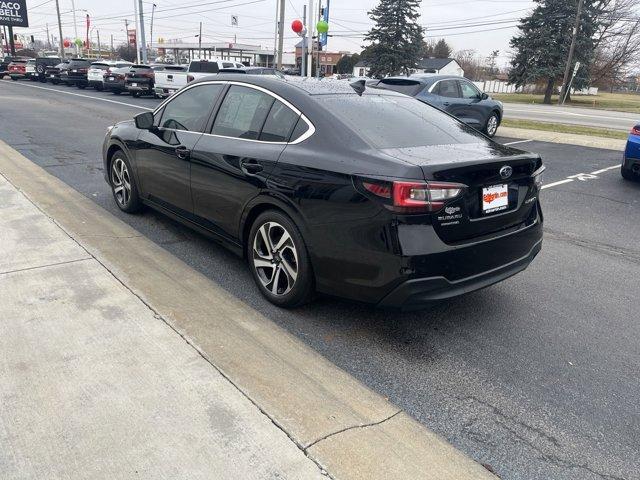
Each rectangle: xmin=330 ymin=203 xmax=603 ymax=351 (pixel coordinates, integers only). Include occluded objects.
xmin=291 ymin=19 xmax=303 ymax=34
xmin=63 ymin=39 xmax=71 ymax=48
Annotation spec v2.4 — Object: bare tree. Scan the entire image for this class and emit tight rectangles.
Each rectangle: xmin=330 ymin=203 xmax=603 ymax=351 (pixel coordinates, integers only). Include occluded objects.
xmin=591 ymin=0 xmax=640 ymax=90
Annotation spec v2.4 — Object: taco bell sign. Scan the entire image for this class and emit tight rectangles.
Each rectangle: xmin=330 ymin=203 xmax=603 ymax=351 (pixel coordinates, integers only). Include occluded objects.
xmin=0 ymin=0 xmax=29 ymax=28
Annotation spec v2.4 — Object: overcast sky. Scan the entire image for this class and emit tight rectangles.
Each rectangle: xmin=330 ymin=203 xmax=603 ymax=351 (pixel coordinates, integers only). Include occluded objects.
xmin=19 ymin=0 xmax=535 ymax=65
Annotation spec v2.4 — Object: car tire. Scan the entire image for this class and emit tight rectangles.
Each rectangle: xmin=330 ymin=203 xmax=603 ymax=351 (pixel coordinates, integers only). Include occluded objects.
xmin=248 ymin=210 xmax=314 ymax=308
xmin=10 ymin=76 xmax=18 ymax=81
xmin=621 ymin=166 xmax=637 ymax=181
xmin=484 ymin=112 xmax=500 ymax=138
xmin=51 ymin=79 xmax=59 ymax=85
xmin=131 ymin=92 xmax=141 ymax=98
xmin=77 ymin=84 xmax=86 ymax=89
xmin=109 ymin=151 xmax=142 ymax=213
xmin=112 ymin=90 xmax=121 ymax=95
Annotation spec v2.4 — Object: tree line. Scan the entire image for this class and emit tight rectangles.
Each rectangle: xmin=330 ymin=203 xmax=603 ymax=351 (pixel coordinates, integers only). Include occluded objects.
xmin=353 ymin=0 xmax=639 ymax=103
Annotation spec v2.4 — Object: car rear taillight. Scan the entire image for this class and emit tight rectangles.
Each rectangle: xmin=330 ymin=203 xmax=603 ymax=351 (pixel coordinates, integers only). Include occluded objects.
xmin=392 ymin=181 xmax=465 ymax=212
xmin=362 ymin=179 xmax=465 ymax=213
xmin=631 ymin=125 xmax=640 ymax=136
xmin=78 ymin=68 xmax=87 ymax=73
xmin=187 ymin=74 xmax=195 ymax=82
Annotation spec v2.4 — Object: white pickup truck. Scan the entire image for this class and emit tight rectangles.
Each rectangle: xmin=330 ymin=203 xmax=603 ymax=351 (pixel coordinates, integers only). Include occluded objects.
xmin=153 ymin=59 xmax=245 ymax=98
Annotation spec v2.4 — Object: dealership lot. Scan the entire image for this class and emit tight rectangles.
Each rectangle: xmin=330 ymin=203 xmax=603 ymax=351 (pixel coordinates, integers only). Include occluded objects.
xmin=1 ymin=78 xmax=639 ymax=480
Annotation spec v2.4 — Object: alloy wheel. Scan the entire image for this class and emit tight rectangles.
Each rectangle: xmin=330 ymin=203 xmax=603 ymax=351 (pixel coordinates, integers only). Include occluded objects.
xmin=487 ymin=115 xmax=499 ymax=136
xmin=252 ymin=221 xmax=299 ymax=296
xmin=111 ymin=157 xmax=132 ymax=207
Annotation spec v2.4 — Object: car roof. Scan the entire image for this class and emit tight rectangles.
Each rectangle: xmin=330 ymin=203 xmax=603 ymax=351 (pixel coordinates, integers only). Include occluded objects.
xmin=190 ymin=74 xmax=408 ymax=98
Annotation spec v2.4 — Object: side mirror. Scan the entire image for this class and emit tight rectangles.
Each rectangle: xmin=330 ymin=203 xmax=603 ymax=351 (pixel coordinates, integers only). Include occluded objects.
xmin=134 ymin=111 xmax=154 ymax=130
xmin=481 ymin=92 xmax=489 ymax=100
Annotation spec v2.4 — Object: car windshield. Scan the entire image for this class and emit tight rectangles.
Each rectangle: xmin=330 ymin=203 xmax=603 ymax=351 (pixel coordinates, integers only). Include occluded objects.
xmin=322 ymin=94 xmax=487 ymax=149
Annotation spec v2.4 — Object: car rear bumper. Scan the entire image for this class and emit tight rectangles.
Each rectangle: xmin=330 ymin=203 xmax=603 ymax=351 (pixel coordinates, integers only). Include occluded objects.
xmin=154 ymin=87 xmax=177 ymax=97
xmin=126 ymin=83 xmax=153 ymax=92
xmin=377 ymin=237 xmax=542 ymax=309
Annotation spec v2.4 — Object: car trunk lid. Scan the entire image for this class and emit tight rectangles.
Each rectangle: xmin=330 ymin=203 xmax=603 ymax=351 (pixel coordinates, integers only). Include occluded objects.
xmin=382 ymin=142 xmax=542 ymax=243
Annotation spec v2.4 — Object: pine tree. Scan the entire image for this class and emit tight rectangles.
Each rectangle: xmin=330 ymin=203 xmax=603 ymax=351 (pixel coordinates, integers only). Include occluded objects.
xmin=433 ymin=39 xmax=452 ymax=59
xmin=364 ymin=0 xmax=424 ymax=78
xmin=508 ymin=0 xmax=598 ymax=104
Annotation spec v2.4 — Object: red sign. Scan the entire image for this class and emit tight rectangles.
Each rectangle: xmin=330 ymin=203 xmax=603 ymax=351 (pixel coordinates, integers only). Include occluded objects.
xmin=127 ymin=29 xmax=136 ymax=46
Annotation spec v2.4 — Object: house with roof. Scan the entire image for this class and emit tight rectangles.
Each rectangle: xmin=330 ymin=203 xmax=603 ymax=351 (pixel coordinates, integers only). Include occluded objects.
xmin=353 ymin=57 xmax=464 ymax=78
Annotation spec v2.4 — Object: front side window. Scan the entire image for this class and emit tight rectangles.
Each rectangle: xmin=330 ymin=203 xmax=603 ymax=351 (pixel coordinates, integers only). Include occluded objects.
xmin=212 ymin=85 xmax=275 ymax=140
xmin=435 ymin=80 xmax=460 ymax=98
xmin=459 ymin=81 xmax=481 ymax=99
xmin=260 ymin=100 xmax=300 ymax=142
xmin=159 ymin=84 xmax=223 ymax=132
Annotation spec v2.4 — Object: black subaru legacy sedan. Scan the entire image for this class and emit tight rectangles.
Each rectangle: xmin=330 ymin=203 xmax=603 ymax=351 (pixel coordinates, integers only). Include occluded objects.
xmin=102 ymin=75 xmax=544 ymax=309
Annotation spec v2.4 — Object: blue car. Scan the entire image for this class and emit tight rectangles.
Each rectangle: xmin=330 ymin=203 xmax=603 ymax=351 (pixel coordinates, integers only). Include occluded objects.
xmin=622 ymin=124 xmax=640 ymax=181
xmin=372 ymin=74 xmax=504 ymax=137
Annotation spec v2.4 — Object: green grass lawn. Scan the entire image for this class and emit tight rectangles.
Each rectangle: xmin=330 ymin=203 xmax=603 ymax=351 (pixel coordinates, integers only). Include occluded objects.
xmin=501 ymin=118 xmax=629 ymax=140
xmin=493 ymin=92 xmax=640 ymax=114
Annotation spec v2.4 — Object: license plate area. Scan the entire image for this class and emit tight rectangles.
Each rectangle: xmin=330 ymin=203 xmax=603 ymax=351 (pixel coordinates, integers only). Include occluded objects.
xmin=482 ymin=184 xmax=509 ymax=215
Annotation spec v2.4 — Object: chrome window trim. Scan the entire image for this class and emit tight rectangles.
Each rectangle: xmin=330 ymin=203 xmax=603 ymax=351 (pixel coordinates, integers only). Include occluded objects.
xmin=153 ymin=80 xmax=315 ymax=145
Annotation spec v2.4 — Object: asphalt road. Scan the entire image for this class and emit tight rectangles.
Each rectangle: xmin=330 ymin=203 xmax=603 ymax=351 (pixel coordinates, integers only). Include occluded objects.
xmin=2 ymin=79 xmax=639 ymax=480
xmin=503 ymin=102 xmax=639 ymax=131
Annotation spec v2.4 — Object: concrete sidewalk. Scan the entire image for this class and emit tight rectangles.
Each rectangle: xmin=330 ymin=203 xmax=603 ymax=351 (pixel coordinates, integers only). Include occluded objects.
xmin=0 ymin=175 xmax=325 ymax=479
xmin=0 ymin=139 xmax=497 ymax=480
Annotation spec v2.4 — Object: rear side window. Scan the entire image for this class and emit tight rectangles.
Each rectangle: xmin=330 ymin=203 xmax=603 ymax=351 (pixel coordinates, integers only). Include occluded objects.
xmin=260 ymin=100 xmax=299 ymax=142
xmin=222 ymin=62 xmax=234 ymax=68
xmin=290 ymin=118 xmax=310 ymax=143
xmin=159 ymin=84 xmax=224 ymax=132
xmin=323 ymin=94 xmax=487 ymax=148
xmin=434 ymin=80 xmax=460 ymax=98
xmin=212 ymin=85 xmax=274 ymax=140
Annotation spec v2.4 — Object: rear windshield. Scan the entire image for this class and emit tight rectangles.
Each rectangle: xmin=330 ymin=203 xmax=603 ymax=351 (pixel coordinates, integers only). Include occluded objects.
xmin=189 ymin=61 xmax=219 ymax=73
xmin=68 ymin=60 xmax=90 ymax=67
xmin=322 ymin=94 xmax=486 ymax=148
xmin=163 ymin=65 xmax=186 ymax=71
xmin=377 ymin=79 xmax=425 ymax=96
xmin=90 ymin=63 xmax=110 ymax=69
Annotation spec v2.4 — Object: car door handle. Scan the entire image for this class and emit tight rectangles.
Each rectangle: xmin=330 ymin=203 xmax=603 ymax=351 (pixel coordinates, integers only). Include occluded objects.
xmin=442 ymin=102 xmax=451 ymax=106
xmin=175 ymin=146 xmax=190 ymax=160
xmin=241 ymin=160 xmax=264 ymax=174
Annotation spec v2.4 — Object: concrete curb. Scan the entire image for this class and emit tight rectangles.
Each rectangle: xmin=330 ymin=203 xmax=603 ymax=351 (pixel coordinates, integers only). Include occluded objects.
xmin=499 ymin=126 xmax=627 ymax=151
xmin=0 ymin=140 xmax=497 ymax=480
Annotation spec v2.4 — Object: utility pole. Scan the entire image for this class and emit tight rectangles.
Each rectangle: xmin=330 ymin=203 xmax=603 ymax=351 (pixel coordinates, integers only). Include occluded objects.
xmin=133 ymin=0 xmax=140 ymax=63
xmin=559 ymin=0 xmax=584 ymax=105
xmin=149 ymin=3 xmax=156 ymax=59
xmin=110 ymin=34 xmax=113 ymax=59
xmin=276 ymin=0 xmax=285 ymax=69
xmin=71 ymin=0 xmax=79 ymax=55
xmin=2 ymin=26 xmax=9 ymax=55
xmin=125 ymin=19 xmax=131 ymax=59
xmin=46 ymin=23 xmax=51 ymax=50
xmin=55 ymin=0 xmax=64 ymax=59
xmin=316 ymin=0 xmax=322 ymax=79
xmin=97 ymin=30 xmax=101 ymax=59
xmin=301 ymin=5 xmax=307 ymax=77
xmin=7 ymin=25 xmax=15 ymax=55
xmin=198 ymin=21 xmax=202 ymax=59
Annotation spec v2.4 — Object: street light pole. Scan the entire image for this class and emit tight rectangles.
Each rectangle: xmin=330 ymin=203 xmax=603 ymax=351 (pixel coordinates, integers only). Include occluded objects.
xmin=149 ymin=4 xmax=156 ymax=59
xmin=559 ymin=0 xmax=585 ymax=105
xmin=276 ymin=0 xmax=285 ymax=69
xmin=71 ymin=0 xmax=79 ymax=55
xmin=133 ymin=0 xmax=140 ymax=63
xmin=55 ymin=0 xmax=64 ymax=59
xmin=198 ymin=22 xmax=202 ymax=59
xmin=138 ymin=0 xmax=148 ymax=64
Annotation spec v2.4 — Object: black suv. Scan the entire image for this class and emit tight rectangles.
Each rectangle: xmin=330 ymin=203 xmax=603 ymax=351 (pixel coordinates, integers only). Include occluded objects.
xmin=125 ymin=64 xmax=165 ymax=97
xmin=65 ymin=58 xmax=91 ymax=87
xmin=29 ymin=57 xmax=61 ymax=82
